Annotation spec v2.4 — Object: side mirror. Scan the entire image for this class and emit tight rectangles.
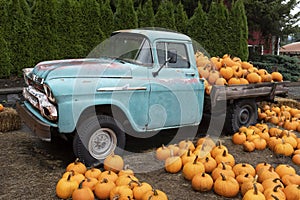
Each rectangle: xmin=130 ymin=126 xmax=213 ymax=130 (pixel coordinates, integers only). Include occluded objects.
xmin=167 ymin=49 xmax=177 ymax=63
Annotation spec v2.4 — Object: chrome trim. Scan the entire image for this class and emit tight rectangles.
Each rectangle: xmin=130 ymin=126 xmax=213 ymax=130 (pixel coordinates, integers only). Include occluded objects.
xmin=97 ymin=84 xmax=147 ymax=92
xmin=23 ymin=86 xmax=58 ymax=121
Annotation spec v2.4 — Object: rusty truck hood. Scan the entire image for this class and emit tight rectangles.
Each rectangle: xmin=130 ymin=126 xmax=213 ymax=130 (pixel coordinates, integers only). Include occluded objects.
xmin=31 ymin=58 xmax=133 ymax=82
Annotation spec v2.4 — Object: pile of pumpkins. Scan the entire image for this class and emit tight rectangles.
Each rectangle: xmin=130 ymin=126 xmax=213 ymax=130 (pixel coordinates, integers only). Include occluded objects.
xmin=156 ymin=137 xmax=300 ymax=199
xmin=195 ymin=52 xmax=284 ymax=95
xmin=258 ymin=104 xmax=300 ymax=132
xmin=232 ymin=121 xmax=300 ymax=166
xmin=56 ymin=154 xmax=168 ymax=200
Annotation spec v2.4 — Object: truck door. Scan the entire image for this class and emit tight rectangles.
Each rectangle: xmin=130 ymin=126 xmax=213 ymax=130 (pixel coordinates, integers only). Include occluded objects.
xmin=147 ymin=41 xmax=203 ymax=130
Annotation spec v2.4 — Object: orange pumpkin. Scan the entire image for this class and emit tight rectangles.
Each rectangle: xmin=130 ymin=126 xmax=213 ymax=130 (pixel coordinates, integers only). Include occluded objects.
xmin=85 ymin=167 xmax=101 ymax=179
xmin=243 ymin=183 xmax=265 ymax=200
xmin=243 ymin=141 xmax=256 ymax=152
xmin=66 ymin=158 xmax=87 ymax=174
xmin=247 ymin=72 xmax=261 ymax=83
xmin=191 ymin=172 xmax=214 ymax=192
xmin=271 ymin=71 xmax=283 ymax=82
xmin=109 ymin=185 xmax=134 ymax=200
xmin=214 ymin=173 xmax=239 ymax=198
xmin=283 ymin=184 xmax=300 ymax=200
xmin=0 ymin=104 xmax=4 ymax=112
xmin=142 ymin=189 xmax=168 ymax=200
xmin=132 ymin=181 xmax=153 ymax=200
xmin=94 ymin=178 xmax=116 ymax=200
xmin=103 ymin=153 xmax=124 ymax=173
xmin=56 ymin=174 xmax=79 ymax=199
xmin=72 ymin=180 xmax=94 ymax=200
xmin=156 ymin=144 xmax=171 ymax=161
xmin=220 ymin=66 xmax=234 ymax=80
xmin=164 ymin=151 xmax=182 ymax=173
xmin=182 ymin=156 xmax=205 ymax=180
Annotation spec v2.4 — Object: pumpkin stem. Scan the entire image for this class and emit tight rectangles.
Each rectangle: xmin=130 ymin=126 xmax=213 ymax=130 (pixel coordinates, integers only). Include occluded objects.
xmin=78 ymin=179 xmax=85 ymax=189
xmin=253 ymin=183 xmax=258 ymax=195
xmin=222 ymin=150 xmax=227 ymax=156
xmin=152 ymin=189 xmax=159 ymax=196
xmin=205 ymin=157 xmax=209 ymax=162
xmin=297 ymin=185 xmax=300 ymax=190
xmin=253 ymin=175 xmax=258 ymax=183
xmin=271 ymin=194 xmax=280 ymax=200
xmin=193 ymin=155 xmax=199 ymax=164
xmin=67 ymin=174 xmax=72 ymax=181
xmin=112 ymin=195 xmax=120 ymax=200
xmin=124 ymin=164 xmax=130 ymax=170
xmin=272 ymin=178 xmax=282 ymax=183
xmin=187 ymin=149 xmax=191 ymax=156
xmin=74 ymin=158 xmax=80 ymax=164
xmin=220 ymin=173 xmax=226 ymax=181
xmin=101 ymin=178 xmax=109 ymax=183
xmin=221 ymin=162 xmax=226 ymax=170
xmin=273 ymin=184 xmax=282 ymax=192
xmin=244 ymin=173 xmax=249 ymax=178
xmin=201 ymin=172 xmax=206 ymax=177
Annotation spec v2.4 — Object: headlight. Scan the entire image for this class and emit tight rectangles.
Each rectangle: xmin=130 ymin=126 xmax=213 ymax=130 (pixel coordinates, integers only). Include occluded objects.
xmin=43 ymin=84 xmax=56 ymax=103
xmin=22 ymin=68 xmax=33 ymax=85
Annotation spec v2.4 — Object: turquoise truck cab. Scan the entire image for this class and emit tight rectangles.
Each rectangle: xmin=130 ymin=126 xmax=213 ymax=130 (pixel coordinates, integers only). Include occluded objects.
xmin=17 ymin=29 xmax=205 ymax=166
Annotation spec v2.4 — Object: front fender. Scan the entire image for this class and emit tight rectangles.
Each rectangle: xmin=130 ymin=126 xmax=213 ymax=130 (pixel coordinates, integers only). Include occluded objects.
xmin=57 ymin=96 xmax=145 ymax=133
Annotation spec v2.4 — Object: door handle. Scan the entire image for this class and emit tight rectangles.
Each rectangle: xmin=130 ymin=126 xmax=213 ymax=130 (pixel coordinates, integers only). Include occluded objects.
xmin=185 ymin=72 xmax=195 ymax=77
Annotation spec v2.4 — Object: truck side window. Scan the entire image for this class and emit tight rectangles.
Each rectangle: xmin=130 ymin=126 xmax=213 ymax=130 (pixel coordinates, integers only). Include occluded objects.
xmin=156 ymin=42 xmax=190 ymax=68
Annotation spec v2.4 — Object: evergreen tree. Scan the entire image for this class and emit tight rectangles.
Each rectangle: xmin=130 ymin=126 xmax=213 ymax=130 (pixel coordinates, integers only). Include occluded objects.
xmin=154 ymin=0 xmax=176 ymax=30
xmin=99 ymin=0 xmax=114 ymax=37
xmin=137 ymin=0 xmax=154 ymax=28
xmin=7 ymin=0 xmax=33 ymax=75
xmin=79 ymin=0 xmax=105 ymax=56
xmin=31 ymin=0 xmax=59 ymax=62
xmin=0 ymin=32 xmax=12 ymax=78
xmin=174 ymin=1 xmax=188 ymax=34
xmin=230 ymin=0 xmax=248 ymax=60
xmin=206 ymin=0 xmax=229 ymax=57
xmin=113 ymin=0 xmax=138 ymax=30
xmin=0 ymin=0 xmax=12 ymax=77
xmin=57 ymin=0 xmax=85 ymax=59
xmin=187 ymin=2 xmax=208 ymax=52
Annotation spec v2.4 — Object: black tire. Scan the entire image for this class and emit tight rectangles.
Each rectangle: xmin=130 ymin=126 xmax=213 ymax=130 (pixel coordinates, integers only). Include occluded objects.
xmin=224 ymin=99 xmax=258 ymax=134
xmin=73 ymin=115 xmax=126 ymax=167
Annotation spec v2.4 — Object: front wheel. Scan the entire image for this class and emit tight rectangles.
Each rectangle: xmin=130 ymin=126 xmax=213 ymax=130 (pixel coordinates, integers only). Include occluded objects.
xmin=73 ymin=115 xmax=126 ymax=166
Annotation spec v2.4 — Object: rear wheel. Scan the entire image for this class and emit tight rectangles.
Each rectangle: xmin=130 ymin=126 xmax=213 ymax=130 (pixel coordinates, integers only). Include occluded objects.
xmin=73 ymin=115 xmax=125 ymax=166
xmin=224 ymin=99 xmax=258 ymax=134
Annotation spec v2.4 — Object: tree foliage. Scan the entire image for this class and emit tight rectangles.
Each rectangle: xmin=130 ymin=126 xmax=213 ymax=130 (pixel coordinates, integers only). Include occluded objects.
xmin=174 ymin=1 xmax=188 ymax=34
xmin=154 ymin=0 xmax=176 ymax=30
xmin=244 ymin=0 xmax=300 ymax=42
xmin=3 ymin=0 xmax=295 ymax=78
xmin=31 ymin=0 xmax=59 ymax=62
xmin=99 ymin=0 xmax=114 ymax=37
xmin=137 ymin=0 xmax=154 ymax=28
xmin=113 ymin=0 xmax=138 ymax=30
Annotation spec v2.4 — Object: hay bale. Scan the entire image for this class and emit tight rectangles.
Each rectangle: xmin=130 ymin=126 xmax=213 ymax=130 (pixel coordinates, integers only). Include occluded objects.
xmin=0 ymin=107 xmax=21 ymax=132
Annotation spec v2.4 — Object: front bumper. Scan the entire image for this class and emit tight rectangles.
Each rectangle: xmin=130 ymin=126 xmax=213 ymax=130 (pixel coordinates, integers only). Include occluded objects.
xmin=16 ymin=102 xmax=52 ymax=141
xmin=23 ymin=86 xmax=57 ymax=121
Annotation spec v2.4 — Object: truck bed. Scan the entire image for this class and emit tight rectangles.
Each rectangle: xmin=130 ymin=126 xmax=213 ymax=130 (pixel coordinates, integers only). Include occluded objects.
xmin=208 ymin=81 xmax=289 ymax=107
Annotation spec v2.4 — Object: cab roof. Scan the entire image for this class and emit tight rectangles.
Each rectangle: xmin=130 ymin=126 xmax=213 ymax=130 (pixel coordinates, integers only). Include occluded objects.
xmin=112 ymin=28 xmax=192 ymax=43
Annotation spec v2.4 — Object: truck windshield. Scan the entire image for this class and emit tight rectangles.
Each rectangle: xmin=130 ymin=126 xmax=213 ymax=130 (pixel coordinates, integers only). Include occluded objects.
xmin=97 ymin=33 xmax=153 ymax=66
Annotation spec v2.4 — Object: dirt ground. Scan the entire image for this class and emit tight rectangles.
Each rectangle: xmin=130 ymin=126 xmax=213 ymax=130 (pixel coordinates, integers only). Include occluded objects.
xmin=0 ymin=78 xmax=300 ymax=200
xmin=0 ymin=123 xmax=299 ymax=200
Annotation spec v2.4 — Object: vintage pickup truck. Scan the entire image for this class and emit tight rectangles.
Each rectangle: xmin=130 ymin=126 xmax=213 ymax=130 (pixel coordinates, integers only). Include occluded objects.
xmin=17 ymin=29 xmax=288 ymax=166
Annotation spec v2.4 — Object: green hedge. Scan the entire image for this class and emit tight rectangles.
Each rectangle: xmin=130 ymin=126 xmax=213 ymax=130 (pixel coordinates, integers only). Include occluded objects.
xmin=0 ymin=0 xmax=248 ymax=78
xmin=250 ymin=55 xmax=300 ymax=82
